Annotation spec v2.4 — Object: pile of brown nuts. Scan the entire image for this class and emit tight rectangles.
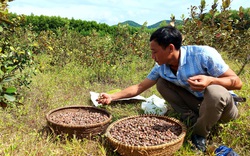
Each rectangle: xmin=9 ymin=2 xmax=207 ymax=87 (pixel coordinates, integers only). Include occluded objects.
xmin=49 ymin=108 xmax=109 ymax=126
xmin=109 ymin=116 xmax=182 ymax=146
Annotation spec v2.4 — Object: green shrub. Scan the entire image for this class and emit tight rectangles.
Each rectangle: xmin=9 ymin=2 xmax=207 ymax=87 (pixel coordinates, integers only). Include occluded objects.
xmin=0 ymin=0 xmax=36 ymax=107
xmin=180 ymin=0 xmax=250 ymax=75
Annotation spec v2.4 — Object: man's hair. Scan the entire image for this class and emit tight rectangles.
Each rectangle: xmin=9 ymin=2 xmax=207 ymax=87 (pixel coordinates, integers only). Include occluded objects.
xmin=150 ymin=26 xmax=182 ymax=50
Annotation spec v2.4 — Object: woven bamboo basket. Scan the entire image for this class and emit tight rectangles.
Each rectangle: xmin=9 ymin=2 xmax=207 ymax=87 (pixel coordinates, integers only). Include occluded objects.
xmin=105 ymin=115 xmax=186 ymax=156
xmin=46 ymin=105 xmax=112 ymax=139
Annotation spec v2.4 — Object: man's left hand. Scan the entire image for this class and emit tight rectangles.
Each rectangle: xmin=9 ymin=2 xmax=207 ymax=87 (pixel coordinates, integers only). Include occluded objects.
xmin=188 ymin=75 xmax=213 ymax=91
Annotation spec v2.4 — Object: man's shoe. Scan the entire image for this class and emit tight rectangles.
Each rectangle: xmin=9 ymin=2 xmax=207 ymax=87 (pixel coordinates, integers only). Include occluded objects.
xmin=191 ymin=134 xmax=206 ymax=152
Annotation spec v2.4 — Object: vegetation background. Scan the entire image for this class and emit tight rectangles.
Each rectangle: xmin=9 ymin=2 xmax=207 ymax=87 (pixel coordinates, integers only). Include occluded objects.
xmin=0 ymin=0 xmax=249 ymax=155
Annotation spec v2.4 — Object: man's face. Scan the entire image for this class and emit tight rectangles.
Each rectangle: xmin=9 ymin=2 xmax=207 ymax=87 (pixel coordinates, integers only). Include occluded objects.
xmin=150 ymin=40 xmax=172 ymax=65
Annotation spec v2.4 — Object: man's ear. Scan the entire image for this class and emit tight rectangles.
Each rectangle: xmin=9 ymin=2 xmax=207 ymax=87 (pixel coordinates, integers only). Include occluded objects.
xmin=169 ymin=44 xmax=175 ymax=52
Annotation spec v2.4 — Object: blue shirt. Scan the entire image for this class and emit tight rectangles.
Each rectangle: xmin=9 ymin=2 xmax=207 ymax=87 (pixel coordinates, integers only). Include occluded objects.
xmin=147 ymin=45 xmax=229 ymax=98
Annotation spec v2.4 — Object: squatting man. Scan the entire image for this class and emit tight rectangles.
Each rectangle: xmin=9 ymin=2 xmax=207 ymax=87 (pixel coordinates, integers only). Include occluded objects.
xmin=97 ymin=25 xmax=242 ymax=152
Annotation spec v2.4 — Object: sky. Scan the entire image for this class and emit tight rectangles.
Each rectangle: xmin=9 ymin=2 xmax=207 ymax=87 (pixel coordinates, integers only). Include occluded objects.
xmin=7 ymin=0 xmax=250 ymax=26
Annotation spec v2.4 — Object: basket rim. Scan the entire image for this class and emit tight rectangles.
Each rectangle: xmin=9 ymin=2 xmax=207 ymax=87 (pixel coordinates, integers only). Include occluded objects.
xmin=46 ymin=105 xmax=112 ymax=128
xmin=105 ymin=114 xmax=186 ymax=150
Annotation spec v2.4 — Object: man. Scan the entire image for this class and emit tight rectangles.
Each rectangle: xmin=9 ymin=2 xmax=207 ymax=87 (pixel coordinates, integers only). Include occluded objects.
xmin=97 ymin=26 xmax=242 ymax=152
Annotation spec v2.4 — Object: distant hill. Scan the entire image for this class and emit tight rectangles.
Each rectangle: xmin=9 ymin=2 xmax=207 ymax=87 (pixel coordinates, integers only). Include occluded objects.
xmin=120 ymin=20 xmax=183 ymax=29
xmin=119 ymin=20 xmax=141 ymax=27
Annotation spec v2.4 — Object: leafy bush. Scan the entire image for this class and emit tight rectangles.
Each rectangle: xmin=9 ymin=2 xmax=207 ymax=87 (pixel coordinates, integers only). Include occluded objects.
xmin=0 ymin=0 xmax=36 ymax=107
xmin=180 ymin=0 xmax=250 ymax=75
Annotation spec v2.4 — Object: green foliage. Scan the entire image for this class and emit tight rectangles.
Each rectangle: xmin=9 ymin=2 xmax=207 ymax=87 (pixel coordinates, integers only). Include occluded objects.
xmin=180 ymin=0 xmax=250 ymax=75
xmin=14 ymin=13 xmax=143 ymax=37
xmin=23 ymin=14 xmax=70 ymax=32
xmin=32 ymin=23 xmax=152 ymax=84
xmin=0 ymin=0 xmax=36 ymax=107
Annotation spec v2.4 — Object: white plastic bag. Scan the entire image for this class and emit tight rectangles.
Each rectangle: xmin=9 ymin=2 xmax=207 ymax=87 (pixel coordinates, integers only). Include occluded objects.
xmin=141 ymin=94 xmax=167 ymax=115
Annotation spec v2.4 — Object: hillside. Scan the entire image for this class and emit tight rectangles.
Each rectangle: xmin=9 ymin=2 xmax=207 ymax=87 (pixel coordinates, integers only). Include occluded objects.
xmin=120 ymin=20 xmax=183 ymax=29
xmin=119 ymin=20 xmax=141 ymax=27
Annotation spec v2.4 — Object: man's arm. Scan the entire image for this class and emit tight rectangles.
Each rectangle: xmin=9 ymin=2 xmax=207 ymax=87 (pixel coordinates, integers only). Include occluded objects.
xmin=211 ymin=68 xmax=242 ymax=90
xmin=97 ymin=78 xmax=157 ymax=105
xmin=188 ymin=68 xmax=242 ymax=91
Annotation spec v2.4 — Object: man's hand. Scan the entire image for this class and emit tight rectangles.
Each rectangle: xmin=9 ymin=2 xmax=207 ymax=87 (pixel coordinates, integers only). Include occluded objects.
xmin=96 ymin=93 xmax=112 ymax=105
xmin=188 ymin=75 xmax=213 ymax=91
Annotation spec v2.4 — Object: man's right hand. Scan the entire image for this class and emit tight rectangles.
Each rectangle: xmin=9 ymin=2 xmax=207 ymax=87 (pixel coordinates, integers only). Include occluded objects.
xmin=96 ymin=93 xmax=112 ymax=105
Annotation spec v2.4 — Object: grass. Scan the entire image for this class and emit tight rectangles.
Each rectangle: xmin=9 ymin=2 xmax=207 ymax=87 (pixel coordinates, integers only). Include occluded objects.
xmin=0 ymin=54 xmax=249 ymax=156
